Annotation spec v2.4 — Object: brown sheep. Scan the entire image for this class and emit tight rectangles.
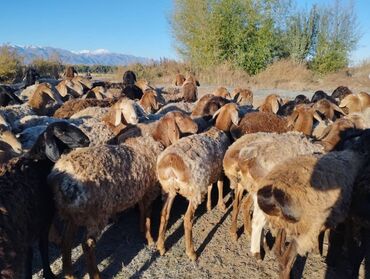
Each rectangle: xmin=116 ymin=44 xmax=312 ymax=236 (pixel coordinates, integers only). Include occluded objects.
xmin=53 ymin=98 xmax=117 ymax=119
xmin=63 ymin=66 xmax=78 ymax=80
xmin=230 ymin=112 xmax=290 ymax=139
xmin=28 ymin=83 xmax=63 ymax=115
xmin=258 ymin=94 xmax=283 ymax=114
xmin=213 ymin=86 xmax=231 ymax=99
xmin=232 ymin=88 xmax=253 ymax=106
xmin=138 ymin=89 xmax=163 ymax=114
xmin=182 ymin=77 xmax=198 ymax=102
xmin=313 ymin=99 xmax=346 ymax=120
xmin=191 ymin=94 xmax=230 ymax=118
xmin=340 ymin=92 xmax=370 ymax=113
xmin=174 ymin=73 xmax=186 ymax=86
xmin=288 ymin=104 xmax=323 ymax=136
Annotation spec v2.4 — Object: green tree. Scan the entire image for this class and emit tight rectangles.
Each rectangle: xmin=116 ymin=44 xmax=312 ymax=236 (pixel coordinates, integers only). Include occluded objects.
xmin=0 ymin=45 xmax=24 ymax=83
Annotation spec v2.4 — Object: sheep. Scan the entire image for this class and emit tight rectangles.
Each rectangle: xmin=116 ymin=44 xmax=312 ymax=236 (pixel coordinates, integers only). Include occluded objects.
xmin=70 ymin=106 xmax=109 ymax=121
xmin=102 ymin=98 xmax=147 ymax=135
xmin=182 ymin=75 xmax=199 ymax=102
xmin=138 ymin=89 xmax=163 ymax=114
xmin=0 ymin=85 xmax=23 ymax=107
xmin=311 ymin=90 xmax=337 ymax=104
xmin=224 ymin=132 xmax=325 ymax=246
xmin=191 ymin=94 xmax=230 ymax=118
xmin=136 ymin=79 xmax=154 ymax=92
xmin=340 ymin=92 xmax=370 ymax=113
xmin=174 ymin=73 xmax=186 ymax=86
xmin=156 ymin=126 xmax=231 ymax=260
xmin=287 ymin=104 xmax=323 ymax=136
xmin=313 ymin=98 xmax=345 ymax=120
xmin=0 ymin=122 xmax=89 ymax=279
xmin=213 ymin=86 xmax=231 ymax=99
xmin=22 ymin=67 xmax=40 ymax=87
xmin=155 ymin=101 xmax=194 ymax=115
xmin=122 ymin=84 xmax=143 ymax=100
xmin=277 ymin=94 xmax=309 ymax=116
xmin=28 ymin=83 xmax=63 ymax=115
xmin=48 ymin=111 xmax=198 ymax=279
xmin=53 ymin=98 xmax=117 ymax=119
xmin=231 ymin=88 xmax=253 ymax=106
xmin=230 ymin=111 xmax=290 ymax=140
xmin=256 ymin=129 xmax=370 ymax=278
xmin=0 ymin=125 xmax=22 ymax=163
xmin=0 ymin=104 xmax=35 ymax=130
xmin=122 ymin=70 xmax=137 ymax=87
xmin=258 ymin=94 xmax=283 ymax=114
xmin=63 ymin=66 xmax=78 ymax=79
xmin=331 ymin=86 xmax=352 ymax=101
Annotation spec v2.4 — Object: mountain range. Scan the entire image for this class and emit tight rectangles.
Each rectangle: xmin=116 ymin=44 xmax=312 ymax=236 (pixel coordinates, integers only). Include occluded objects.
xmin=7 ymin=45 xmax=152 ymax=66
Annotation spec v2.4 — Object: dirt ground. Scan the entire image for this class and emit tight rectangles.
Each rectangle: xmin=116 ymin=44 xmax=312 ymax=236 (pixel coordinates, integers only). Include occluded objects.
xmin=31 ymin=86 xmax=366 ymax=279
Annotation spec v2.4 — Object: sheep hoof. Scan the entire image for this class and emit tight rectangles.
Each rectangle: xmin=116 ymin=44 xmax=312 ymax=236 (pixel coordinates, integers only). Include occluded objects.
xmin=146 ymin=237 xmax=155 ymax=247
xmin=207 ymin=204 xmax=212 ymax=212
xmin=252 ymin=252 xmax=262 ymax=262
xmin=217 ymin=203 xmax=226 ymax=212
xmin=230 ymin=231 xmax=238 ymax=242
xmin=157 ymin=244 xmax=166 ymax=256
xmin=186 ymin=250 xmax=197 ymax=261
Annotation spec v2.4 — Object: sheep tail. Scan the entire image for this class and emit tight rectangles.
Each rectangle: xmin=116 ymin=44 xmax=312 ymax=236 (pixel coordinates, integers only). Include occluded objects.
xmin=157 ymin=153 xmax=189 ymax=184
xmin=257 ymin=185 xmax=301 ymax=223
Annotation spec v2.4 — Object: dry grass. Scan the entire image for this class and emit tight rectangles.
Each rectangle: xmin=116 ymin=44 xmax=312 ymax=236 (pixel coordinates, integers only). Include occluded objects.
xmin=109 ymin=58 xmax=370 ymax=92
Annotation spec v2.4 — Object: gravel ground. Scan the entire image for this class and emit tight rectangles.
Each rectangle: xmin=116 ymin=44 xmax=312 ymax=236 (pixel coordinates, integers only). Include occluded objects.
xmin=31 ymin=86 xmax=366 ymax=278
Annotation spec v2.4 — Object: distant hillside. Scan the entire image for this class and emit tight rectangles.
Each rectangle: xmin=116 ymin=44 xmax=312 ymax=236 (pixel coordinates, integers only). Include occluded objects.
xmin=8 ymin=45 xmax=152 ymax=66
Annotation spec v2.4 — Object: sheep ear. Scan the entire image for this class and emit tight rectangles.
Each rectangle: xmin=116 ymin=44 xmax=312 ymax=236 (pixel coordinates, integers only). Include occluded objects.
xmin=287 ymin=110 xmax=299 ymax=127
xmin=167 ymin=117 xmax=181 ymax=145
xmin=331 ymin=103 xmax=346 ymax=115
xmin=313 ymin=111 xmax=323 ymax=122
xmin=212 ymin=107 xmax=223 ymax=121
xmin=339 ymin=97 xmax=350 ymax=108
xmin=44 ymin=130 xmax=60 ymax=162
xmin=52 ymin=123 xmax=90 ymax=149
xmin=231 ymin=110 xmax=240 ymax=126
xmin=114 ymin=109 xmax=122 ymax=126
xmin=271 ymin=99 xmax=280 ymax=114
xmin=316 ymin=123 xmax=333 ymax=140
xmin=150 ymin=95 xmax=159 ymax=110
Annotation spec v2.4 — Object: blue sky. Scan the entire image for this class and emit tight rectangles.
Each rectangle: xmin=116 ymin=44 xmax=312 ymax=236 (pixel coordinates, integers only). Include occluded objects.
xmin=0 ymin=0 xmax=369 ymax=63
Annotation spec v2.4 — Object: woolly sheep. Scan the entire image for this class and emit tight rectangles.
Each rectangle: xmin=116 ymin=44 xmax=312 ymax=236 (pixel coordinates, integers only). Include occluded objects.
xmin=256 ymin=129 xmax=370 ymax=278
xmin=48 ymin=111 xmax=197 ymax=278
xmin=0 ymin=122 xmax=89 ymax=279
xmin=156 ymin=127 xmax=231 ymax=260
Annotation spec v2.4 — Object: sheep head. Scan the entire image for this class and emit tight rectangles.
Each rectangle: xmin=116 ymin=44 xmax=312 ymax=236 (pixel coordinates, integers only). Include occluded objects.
xmin=288 ymin=104 xmax=323 ymax=136
xmin=339 ymin=94 xmax=362 ymax=114
xmin=313 ymin=99 xmax=346 ymax=120
xmin=213 ymin=87 xmax=231 ymax=99
xmin=30 ymin=122 xmax=90 ymax=162
xmin=139 ymin=89 xmax=163 ymax=114
xmin=233 ymin=88 xmax=253 ymax=106
xmin=213 ymin=103 xmax=240 ymax=132
xmin=109 ymin=98 xmax=142 ymax=127
xmin=153 ymin=111 xmax=198 ymax=147
xmin=259 ymin=94 xmax=283 ymax=114
xmin=0 ymin=125 xmax=22 ymax=154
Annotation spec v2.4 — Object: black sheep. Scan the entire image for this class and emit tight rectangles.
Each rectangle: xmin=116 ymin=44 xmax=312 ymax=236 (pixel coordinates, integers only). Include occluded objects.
xmin=0 ymin=122 xmax=89 ymax=278
xmin=0 ymin=85 xmax=23 ymax=107
xmin=122 ymin=70 xmax=137 ymax=87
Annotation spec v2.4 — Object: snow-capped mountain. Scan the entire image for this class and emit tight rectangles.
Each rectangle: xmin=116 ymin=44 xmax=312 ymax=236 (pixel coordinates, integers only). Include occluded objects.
xmin=7 ymin=45 xmax=152 ymax=65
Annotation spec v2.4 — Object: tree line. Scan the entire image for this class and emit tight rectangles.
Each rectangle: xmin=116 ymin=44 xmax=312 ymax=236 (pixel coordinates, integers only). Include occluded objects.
xmin=170 ymin=0 xmax=360 ymax=75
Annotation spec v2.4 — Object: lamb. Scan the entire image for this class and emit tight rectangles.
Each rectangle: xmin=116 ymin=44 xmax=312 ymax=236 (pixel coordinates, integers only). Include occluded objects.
xmin=156 ymin=127 xmax=231 ymax=260
xmin=256 ymin=129 xmax=370 ymax=278
xmin=0 ymin=122 xmax=89 ymax=279
xmin=53 ymin=98 xmax=117 ymax=119
xmin=48 ymin=111 xmax=198 ymax=279
xmin=231 ymin=88 xmax=253 ymax=106
xmin=28 ymin=83 xmax=63 ymax=115
xmin=258 ymin=94 xmax=283 ymax=114
xmin=340 ymin=92 xmax=370 ymax=113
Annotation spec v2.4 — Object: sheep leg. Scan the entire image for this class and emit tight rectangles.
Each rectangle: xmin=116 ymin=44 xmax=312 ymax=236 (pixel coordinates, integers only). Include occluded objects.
xmin=273 ymin=229 xmax=286 ymax=259
xmin=157 ymin=193 xmax=176 ymax=255
xmin=279 ymin=240 xmax=298 ymax=279
xmin=138 ymin=200 xmax=155 ymax=246
xmin=82 ymin=237 xmax=101 ymax=279
xmin=25 ymin=246 xmax=33 ymax=279
xmin=217 ymin=178 xmax=226 ymax=211
xmin=250 ymin=194 xmax=267 ymax=260
xmin=39 ymin=227 xmax=56 ymax=279
xmin=207 ymin=184 xmax=212 ymax=212
xmin=61 ymin=221 xmax=77 ymax=279
xmin=184 ymin=201 xmax=197 ymax=261
xmin=242 ymin=193 xmax=253 ymax=236
xmin=229 ymin=184 xmax=244 ymax=241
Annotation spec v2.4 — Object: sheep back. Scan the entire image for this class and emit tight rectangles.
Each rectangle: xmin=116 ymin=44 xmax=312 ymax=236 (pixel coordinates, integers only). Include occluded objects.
xmin=157 ymin=127 xmax=230 ymax=206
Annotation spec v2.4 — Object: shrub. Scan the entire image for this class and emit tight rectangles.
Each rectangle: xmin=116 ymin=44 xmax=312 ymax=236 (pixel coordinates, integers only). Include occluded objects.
xmin=0 ymin=46 xmax=24 ymax=83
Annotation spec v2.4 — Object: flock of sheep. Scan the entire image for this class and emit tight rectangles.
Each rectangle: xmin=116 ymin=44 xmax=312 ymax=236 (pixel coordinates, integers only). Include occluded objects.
xmin=0 ymin=67 xmax=369 ymax=279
